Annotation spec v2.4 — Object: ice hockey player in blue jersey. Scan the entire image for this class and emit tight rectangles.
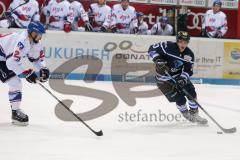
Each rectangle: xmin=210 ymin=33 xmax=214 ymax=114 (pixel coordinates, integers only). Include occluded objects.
xmin=148 ymin=31 xmax=208 ymax=124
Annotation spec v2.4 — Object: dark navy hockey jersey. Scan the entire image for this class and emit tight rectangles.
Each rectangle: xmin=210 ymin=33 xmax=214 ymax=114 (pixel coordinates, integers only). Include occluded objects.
xmin=148 ymin=41 xmax=194 ymax=81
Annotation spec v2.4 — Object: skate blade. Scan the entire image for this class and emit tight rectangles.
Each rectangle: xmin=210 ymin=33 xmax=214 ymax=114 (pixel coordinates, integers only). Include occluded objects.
xmin=12 ymin=120 xmax=28 ymax=126
xmin=186 ymin=119 xmax=208 ymax=126
xmin=196 ymin=121 xmax=208 ymax=126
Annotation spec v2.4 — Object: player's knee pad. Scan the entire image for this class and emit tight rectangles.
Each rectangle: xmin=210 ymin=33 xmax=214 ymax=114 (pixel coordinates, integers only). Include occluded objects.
xmin=165 ymin=91 xmax=179 ymax=102
xmin=176 ymin=96 xmax=187 ymax=106
xmin=156 ymin=79 xmax=177 ymax=102
xmin=184 ymin=82 xmax=197 ymax=99
xmin=165 ymin=90 xmax=186 ymax=103
xmin=6 ymin=76 xmax=22 ymax=92
xmin=186 ymin=87 xmax=197 ymax=99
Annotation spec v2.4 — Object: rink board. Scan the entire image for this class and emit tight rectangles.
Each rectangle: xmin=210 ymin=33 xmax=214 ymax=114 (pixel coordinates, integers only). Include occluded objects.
xmin=0 ymin=28 xmax=240 ymax=85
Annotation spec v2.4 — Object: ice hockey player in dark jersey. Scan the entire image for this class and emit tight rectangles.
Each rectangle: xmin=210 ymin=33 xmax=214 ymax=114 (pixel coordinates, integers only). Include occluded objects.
xmin=148 ymin=31 xmax=208 ymax=124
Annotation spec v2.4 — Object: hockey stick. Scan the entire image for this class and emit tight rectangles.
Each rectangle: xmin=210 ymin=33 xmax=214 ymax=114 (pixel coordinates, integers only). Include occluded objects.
xmin=3 ymin=0 xmax=30 ymax=28
xmin=164 ymin=70 xmax=237 ymax=134
xmin=38 ymin=82 xmax=103 ymax=136
xmin=9 ymin=0 xmax=30 ymax=13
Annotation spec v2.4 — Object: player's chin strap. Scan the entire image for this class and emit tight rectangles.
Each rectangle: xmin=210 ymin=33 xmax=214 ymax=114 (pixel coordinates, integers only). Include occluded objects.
xmin=164 ymin=69 xmax=237 ymax=134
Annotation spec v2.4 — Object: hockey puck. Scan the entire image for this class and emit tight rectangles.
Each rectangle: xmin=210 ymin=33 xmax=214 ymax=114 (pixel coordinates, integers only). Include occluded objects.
xmin=217 ymin=131 xmax=223 ymax=134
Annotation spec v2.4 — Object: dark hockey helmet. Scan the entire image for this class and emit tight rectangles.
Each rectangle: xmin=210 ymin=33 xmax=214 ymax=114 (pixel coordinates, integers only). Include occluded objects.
xmin=159 ymin=16 xmax=168 ymax=23
xmin=136 ymin=12 xmax=144 ymax=17
xmin=213 ymin=0 xmax=222 ymax=6
xmin=176 ymin=31 xmax=190 ymax=42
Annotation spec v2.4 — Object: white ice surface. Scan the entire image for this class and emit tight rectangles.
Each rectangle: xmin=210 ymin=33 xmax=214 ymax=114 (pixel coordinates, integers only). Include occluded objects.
xmin=0 ymin=80 xmax=240 ymax=160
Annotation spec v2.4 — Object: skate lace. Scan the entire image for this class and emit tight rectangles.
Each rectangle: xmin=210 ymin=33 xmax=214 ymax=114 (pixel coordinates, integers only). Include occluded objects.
xmin=16 ymin=109 xmax=27 ymax=118
xmin=191 ymin=113 xmax=205 ymax=121
xmin=183 ymin=112 xmax=201 ymax=122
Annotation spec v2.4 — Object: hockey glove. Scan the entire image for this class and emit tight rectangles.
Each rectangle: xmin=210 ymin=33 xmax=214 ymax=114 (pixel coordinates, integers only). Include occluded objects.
xmin=64 ymin=22 xmax=71 ymax=33
xmin=100 ymin=25 xmax=107 ymax=32
xmin=23 ymin=69 xmax=38 ymax=83
xmin=154 ymin=58 xmax=168 ymax=74
xmin=176 ymin=76 xmax=188 ymax=88
xmin=85 ymin=21 xmax=93 ymax=31
xmin=215 ymin=30 xmax=223 ymax=38
xmin=3 ymin=11 xmax=12 ymax=18
xmin=111 ymin=26 xmax=117 ymax=33
xmin=39 ymin=67 xmax=50 ymax=83
xmin=132 ymin=27 xmax=139 ymax=34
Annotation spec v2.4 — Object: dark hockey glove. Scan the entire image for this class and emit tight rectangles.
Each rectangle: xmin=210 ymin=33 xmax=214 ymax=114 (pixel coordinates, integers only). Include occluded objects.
xmin=85 ymin=21 xmax=93 ymax=31
xmin=2 ymin=11 xmax=15 ymax=28
xmin=215 ymin=30 xmax=223 ymax=38
xmin=23 ymin=69 xmax=38 ymax=84
xmin=176 ymin=76 xmax=188 ymax=88
xmin=111 ymin=26 xmax=117 ymax=33
xmin=3 ymin=11 xmax=12 ymax=18
xmin=132 ymin=27 xmax=139 ymax=34
xmin=39 ymin=67 xmax=50 ymax=83
xmin=154 ymin=57 xmax=168 ymax=74
xmin=100 ymin=25 xmax=107 ymax=32
xmin=201 ymin=28 xmax=206 ymax=37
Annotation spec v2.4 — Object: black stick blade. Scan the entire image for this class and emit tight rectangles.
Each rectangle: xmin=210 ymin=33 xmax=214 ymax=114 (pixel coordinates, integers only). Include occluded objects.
xmin=222 ymin=127 xmax=237 ymax=134
xmin=95 ymin=130 xmax=103 ymax=136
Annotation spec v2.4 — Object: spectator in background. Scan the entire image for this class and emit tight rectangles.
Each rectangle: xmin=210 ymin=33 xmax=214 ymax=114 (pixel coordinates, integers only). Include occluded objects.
xmin=43 ymin=0 xmax=74 ymax=32
xmin=177 ymin=6 xmax=188 ymax=32
xmin=201 ymin=0 xmax=228 ymax=38
xmin=0 ymin=0 xmax=40 ymax=28
xmin=88 ymin=0 xmax=112 ymax=32
xmin=110 ymin=0 xmax=138 ymax=34
xmin=151 ymin=16 xmax=173 ymax=36
xmin=68 ymin=0 xmax=92 ymax=32
xmin=134 ymin=12 xmax=149 ymax=35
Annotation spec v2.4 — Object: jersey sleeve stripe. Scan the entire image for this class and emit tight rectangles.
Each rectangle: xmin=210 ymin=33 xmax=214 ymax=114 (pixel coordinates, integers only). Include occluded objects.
xmin=180 ymin=71 xmax=190 ymax=79
xmin=149 ymin=51 xmax=159 ymax=59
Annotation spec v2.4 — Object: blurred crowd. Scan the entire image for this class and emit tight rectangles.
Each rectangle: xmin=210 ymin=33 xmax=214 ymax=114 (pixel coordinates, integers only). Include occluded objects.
xmin=0 ymin=0 xmax=228 ymax=38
